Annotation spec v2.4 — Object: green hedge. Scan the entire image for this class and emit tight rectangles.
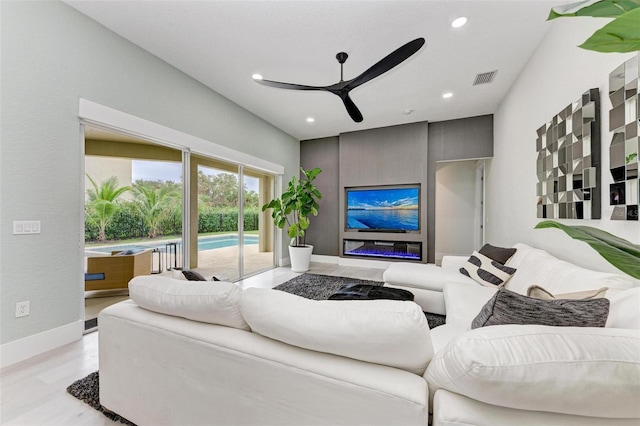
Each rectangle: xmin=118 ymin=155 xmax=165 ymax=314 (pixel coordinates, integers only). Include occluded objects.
xmin=85 ymin=205 xmax=258 ymax=242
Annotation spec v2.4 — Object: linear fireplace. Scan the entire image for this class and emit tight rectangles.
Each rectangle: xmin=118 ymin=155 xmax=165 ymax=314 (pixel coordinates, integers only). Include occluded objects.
xmin=343 ymin=239 xmax=422 ymax=261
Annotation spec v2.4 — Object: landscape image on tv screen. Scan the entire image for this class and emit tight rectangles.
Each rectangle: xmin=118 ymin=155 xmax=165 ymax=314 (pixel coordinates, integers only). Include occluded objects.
xmin=346 ymin=186 xmax=419 ymax=231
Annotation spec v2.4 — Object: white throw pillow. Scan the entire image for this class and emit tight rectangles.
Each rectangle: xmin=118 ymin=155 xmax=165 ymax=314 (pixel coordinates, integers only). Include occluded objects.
xmin=426 ymin=325 xmax=640 ymax=419
xmin=607 ymin=287 xmax=640 ymax=329
xmin=129 ymin=275 xmax=249 ymax=330
xmin=443 ymin=281 xmax=497 ymax=329
xmin=459 ymin=251 xmax=517 ymax=288
xmin=505 ymin=246 xmax=634 ymax=297
xmin=240 ymin=288 xmax=433 ymax=375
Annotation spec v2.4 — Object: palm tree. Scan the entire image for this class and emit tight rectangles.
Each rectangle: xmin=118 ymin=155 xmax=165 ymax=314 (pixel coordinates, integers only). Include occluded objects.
xmin=86 ymin=175 xmax=131 ymax=242
xmin=133 ymin=183 xmax=180 ymax=238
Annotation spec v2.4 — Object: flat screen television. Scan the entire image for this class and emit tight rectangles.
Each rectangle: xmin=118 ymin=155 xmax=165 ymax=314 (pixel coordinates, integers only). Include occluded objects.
xmin=345 ymin=185 xmax=420 ymax=232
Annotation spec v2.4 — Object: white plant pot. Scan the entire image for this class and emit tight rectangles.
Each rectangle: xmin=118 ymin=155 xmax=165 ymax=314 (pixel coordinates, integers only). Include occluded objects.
xmin=289 ymin=245 xmax=313 ymax=273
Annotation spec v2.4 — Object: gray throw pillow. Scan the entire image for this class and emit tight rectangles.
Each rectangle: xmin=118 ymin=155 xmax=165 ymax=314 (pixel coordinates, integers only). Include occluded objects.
xmin=471 ymin=288 xmax=610 ymax=329
xmin=478 ymin=244 xmax=517 ymax=265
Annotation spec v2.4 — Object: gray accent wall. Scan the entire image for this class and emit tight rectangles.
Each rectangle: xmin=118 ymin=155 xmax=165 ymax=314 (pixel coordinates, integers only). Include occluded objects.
xmin=300 ymin=137 xmax=340 ymax=255
xmin=339 ymin=123 xmax=429 ymax=259
xmin=301 ymin=116 xmax=493 ymax=263
xmin=0 ymin=1 xmax=299 ymax=346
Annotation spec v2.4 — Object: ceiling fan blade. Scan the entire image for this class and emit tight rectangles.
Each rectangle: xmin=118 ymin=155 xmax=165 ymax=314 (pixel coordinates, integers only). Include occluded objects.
xmin=345 ymin=37 xmax=425 ymax=91
xmin=254 ymin=78 xmax=324 ymax=91
xmin=339 ymin=93 xmax=363 ymax=123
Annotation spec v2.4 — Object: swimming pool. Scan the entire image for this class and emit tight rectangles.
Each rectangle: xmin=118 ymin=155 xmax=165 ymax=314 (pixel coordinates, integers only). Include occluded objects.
xmin=198 ymin=235 xmax=258 ymax=250
xmin=86 ymin=234 xmax=259 ymax=255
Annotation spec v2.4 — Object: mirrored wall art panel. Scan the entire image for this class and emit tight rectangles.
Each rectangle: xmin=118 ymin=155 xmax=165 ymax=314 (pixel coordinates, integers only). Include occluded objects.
xmin=608 ymin=53 xmax=639 ymax=221
xmin=536 ymin=88 xmax=601 ymax=220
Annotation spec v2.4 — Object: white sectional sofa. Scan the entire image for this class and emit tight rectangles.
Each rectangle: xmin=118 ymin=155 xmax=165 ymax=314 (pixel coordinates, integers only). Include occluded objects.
xmin=99 ymin=277 xmax=434 ymax=425
xmin=99 ymin=243 xmax=640 ymax=425
xmin=387 ymin=243 xmax=640 ymax=425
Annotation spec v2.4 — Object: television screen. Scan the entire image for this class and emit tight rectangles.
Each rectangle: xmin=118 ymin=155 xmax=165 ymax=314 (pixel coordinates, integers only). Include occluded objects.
xmin=346 ymin=185 xmax=420 ymax=231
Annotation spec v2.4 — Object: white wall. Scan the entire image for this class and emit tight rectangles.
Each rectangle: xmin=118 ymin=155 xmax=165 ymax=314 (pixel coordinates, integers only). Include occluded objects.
xmin=435 ymin=160 xmax=477 ymax=263
xmin=488 ymin=17 xmax=639 ymax=272
xmin=0 ymin=1 xmax=298 ymax=356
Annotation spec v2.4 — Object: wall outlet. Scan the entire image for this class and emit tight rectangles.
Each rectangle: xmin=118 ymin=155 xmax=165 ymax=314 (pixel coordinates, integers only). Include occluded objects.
xmin=15 ymin=301 xmax=30 ymax=318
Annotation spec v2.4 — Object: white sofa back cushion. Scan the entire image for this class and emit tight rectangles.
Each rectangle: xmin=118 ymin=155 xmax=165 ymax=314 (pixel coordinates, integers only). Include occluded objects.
xmin=240 ymin=288 xmax=433 ymax=375
xmin=129 ymin=276 xmax=249 ymax=330
xmin=426 ymin=324 xmax=640 ymax=419
xmin=505 ymin=244 xmax=634 ymax=297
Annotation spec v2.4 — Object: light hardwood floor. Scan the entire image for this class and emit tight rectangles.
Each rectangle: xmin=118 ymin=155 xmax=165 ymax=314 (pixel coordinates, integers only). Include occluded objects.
xmin=1 ymin=263 xmax=385 ymax=425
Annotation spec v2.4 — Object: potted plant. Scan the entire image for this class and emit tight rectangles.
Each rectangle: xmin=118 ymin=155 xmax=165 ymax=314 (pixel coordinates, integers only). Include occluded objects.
xmin=262 ymin=167 xmax=322 ymax=272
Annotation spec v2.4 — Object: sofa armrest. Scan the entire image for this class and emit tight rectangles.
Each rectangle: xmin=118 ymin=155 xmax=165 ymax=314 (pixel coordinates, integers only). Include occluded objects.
xmin=441 ymin=255 xmax=469 ymax=272
xmin=426 ymin=324 xmax=640 ymax=419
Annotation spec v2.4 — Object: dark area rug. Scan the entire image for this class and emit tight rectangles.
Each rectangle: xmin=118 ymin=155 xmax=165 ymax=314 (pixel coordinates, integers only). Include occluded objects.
xmin=274 ymin=273 xmax=446 ymax=329
xmin=67 ymin=371 xmax=135 ymax=425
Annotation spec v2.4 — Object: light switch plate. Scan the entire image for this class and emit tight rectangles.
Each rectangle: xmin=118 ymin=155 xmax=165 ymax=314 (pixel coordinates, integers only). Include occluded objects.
xmin=13 ymin=221 xmax=41 ymax=235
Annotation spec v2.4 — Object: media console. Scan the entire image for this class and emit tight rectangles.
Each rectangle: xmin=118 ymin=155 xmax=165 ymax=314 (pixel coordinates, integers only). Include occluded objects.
xmin=343 ymin=239 xmax=422 ymax=261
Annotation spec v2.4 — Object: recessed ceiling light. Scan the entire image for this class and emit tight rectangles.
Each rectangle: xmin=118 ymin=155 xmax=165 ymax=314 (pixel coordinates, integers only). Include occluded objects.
xmin=442 ymin=92 xmax=453 ymax=99
xmin=306 ymin=117 xmax=315 ymax=123
xmin=252 ymin=74 xmax=263 ymax=80
xmin=451 ymin=17 xmax=467 ymax=28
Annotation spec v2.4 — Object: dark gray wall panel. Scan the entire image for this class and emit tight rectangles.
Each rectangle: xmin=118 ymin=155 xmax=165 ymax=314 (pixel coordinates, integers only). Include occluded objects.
xmin=300 ymin=137 xmax=340 ymax=255
xmin=428 ymin=115 xmax=493 ymax=161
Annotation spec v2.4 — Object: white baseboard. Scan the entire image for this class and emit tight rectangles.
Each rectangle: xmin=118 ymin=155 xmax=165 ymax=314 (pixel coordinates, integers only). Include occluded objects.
xmin=0 ymin=320 xmax=84 ymax=369
xmin=310 ymin=254 xmax=339 ymax=264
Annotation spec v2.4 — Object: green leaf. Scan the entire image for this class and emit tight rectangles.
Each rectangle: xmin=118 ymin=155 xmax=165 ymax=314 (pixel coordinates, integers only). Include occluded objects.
xmin=548 ymin=0 xmax=640 ymax=20
xmin=578 ymin=8 xmax=640 ymax=52
xmin=626 ymin=152 xmax=638 ymax=163
xmin=535 ymin=220 xmax=640 ymax=278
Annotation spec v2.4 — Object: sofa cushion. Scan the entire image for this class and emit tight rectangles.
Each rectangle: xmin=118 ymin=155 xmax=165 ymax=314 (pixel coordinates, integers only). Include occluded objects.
xmin=471 ymin=288 xmax=610 ymax=329
xmin=383 ymin=262 xmax=474 ymax=291
xmin=505 ymin=245 xmax=634 ymax=297
xmin=128 ymin=276 xmax=249 ymax=330
xmin=607 ymin=287 xmax=640 ymax=329
xmin=444 ymin=281 xmax=497 ymax=329
xmin=460 ymin=251 xmax=517 ymax=288
xmin=426 ymin=324 xmax=640 ymax=418
xmin=478 ymin=243 xmax=517 ymax=265
xmin=240 ymin=288 xmax=433 ymax=375
xmin=527 ymin=284 xmax=608 ymax=300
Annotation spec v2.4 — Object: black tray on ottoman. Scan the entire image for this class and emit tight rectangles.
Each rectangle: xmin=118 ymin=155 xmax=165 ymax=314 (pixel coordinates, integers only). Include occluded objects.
xmin=328 ymin=283 xmax=414 ymax=301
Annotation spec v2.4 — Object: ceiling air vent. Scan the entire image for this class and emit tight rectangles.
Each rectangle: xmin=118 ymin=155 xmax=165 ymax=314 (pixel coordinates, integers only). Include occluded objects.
xmin=473 ymin=70 xmax=498 ymax=86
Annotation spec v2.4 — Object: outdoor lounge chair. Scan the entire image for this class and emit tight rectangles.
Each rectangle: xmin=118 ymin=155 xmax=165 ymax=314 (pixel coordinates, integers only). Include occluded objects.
xmin=85 ymin=249 xmax=152 ymax=291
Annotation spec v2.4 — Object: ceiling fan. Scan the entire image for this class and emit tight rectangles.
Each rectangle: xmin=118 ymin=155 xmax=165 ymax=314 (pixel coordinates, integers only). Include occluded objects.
xmin=253 ymin=37 xmax=426 ymax=123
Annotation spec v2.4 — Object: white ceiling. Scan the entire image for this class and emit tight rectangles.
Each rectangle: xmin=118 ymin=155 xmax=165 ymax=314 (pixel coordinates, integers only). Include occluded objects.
xmin=66 ymin=0 xmax=566 ymax=141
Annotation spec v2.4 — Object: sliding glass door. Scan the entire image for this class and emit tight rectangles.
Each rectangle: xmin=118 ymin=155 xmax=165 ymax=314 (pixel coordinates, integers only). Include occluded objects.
xmin=194 ymin=158 xmax=241 ymax=281
xmin=190 ymin=154 xmax=275 ymax=280
xmin=242 ymin=167 xmax=275 ymax=277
